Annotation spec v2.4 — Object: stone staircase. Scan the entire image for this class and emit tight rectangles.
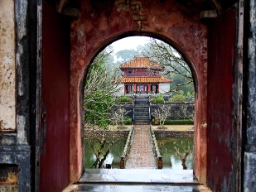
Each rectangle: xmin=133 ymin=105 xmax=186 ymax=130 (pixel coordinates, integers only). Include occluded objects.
xmin=63 ymin=169 xmax=211 ymax=192
xmin=133 ymin=95 xmax=150 ymax=125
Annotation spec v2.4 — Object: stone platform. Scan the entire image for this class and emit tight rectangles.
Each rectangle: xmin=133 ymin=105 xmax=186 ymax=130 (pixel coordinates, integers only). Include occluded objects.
xmin=63 ymin=169 xmax=212 ymax=192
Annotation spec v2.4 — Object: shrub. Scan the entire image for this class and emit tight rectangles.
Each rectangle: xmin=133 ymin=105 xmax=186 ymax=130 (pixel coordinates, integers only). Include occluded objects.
xmin=116 ymin=95 xmax=133 ymax=102
xmin=151 ymin=95 xmax=164 ymax=103
xmin=169 ymin=94 xmax=186 ymax=102
xmin=124 ymin=117 xmax=132 ymax=125
xmin=164 ymin=119 xmax=194 ymax=125
xmin=152 ymin=119 xmax=193 ymax=125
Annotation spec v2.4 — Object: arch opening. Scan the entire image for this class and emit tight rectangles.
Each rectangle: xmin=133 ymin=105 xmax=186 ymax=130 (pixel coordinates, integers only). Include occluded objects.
xmin=78 ymin=34 xmax=203 ymax=182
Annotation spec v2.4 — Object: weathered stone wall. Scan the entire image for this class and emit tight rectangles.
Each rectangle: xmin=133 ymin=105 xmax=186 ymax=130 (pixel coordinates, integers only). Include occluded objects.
xmin=84 ymin=130 xmax=130 ymax=138
xmin=0 ymin=0 xmax=16 ymax=131
xmin=150 ymin=103 xmax=194 ymax=120
xmin=244 ymin=0 xmax=256 ymax=191
xmin=0 ymin=0 xmax=31 ymax=191
xmin=113 ymin=103 xmax=194 ymax=120
xmin=112 ymin=105 xmax=133 ymax=119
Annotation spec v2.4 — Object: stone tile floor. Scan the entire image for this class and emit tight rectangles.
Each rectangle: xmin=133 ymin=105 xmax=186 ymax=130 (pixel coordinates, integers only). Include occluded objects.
xmin=64 ymin=184 xmax=212 ymax=192
xmin=63 ymin=169 xmax=212 ymax=192
xmin=79 ymin=169 xmax=197 ymax=184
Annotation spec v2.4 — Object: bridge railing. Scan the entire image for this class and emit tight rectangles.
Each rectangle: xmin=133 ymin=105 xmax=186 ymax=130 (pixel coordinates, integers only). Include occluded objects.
xmin=150 ymin=125 xmax=162 ymax=169
xmin=120 ymin=126 xmax=134 ymax=169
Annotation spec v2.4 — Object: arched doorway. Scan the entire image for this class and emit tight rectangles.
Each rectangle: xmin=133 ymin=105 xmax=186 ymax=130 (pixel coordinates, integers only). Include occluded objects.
xmin=37 ymin=1 xmax=241 ymax=191
xmin=69 ymin=1 xmax=208 ymax=184
xmin=82 ymin=36 xmax=196 ymax=170
xmin=38 ymin=1 xmax=242 ymax=191
xmin=70 ymin=30 xmax=206 ymax=183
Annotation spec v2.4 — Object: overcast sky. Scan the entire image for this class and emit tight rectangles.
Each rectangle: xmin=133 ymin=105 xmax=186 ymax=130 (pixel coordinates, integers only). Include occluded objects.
xmin=110 ymin=36 xmax=150 ymax=54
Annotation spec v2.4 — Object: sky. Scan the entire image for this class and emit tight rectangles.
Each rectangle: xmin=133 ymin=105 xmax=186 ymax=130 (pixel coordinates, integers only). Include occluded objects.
xmin=110 ymin=36 xmax=151 ymax=54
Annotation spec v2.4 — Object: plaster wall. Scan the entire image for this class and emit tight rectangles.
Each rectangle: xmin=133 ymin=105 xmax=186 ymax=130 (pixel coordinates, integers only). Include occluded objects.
xmin=244 ymin=0 xmax=256 ymax=190
xmin=0 ymin=0 xmax=31 ymax=191
xmin=114 ymin=84 xmax=124 ymax=96
xmin=0 ymin=0 xmax=16 ymax=131
xmin=159 ymin=83 xmax=170 ymax=93
xmin=70 ymin=0 xmax=207 ymax=182
xmin=207 ymin=8 xmax=236 ymax=191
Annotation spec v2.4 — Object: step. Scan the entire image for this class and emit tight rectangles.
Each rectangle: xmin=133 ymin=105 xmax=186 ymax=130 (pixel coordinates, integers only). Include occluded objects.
xmin=134 ymin=113 xmax=149 ymax=116
xmin=134 ymin=107 xmax=149 ymax=110
xmin=134 ymin=121 xmax=150 ymax=125
xmin=134 ymin=110 xmax=149 ymax=114
xmin=134 ymin=117 xmax=149 ymax=120
xmin=135 ymin=102 xmax=149 ymax=104
xmin=64 ymin=183 xmax=212 ymax=192
xmin=78 ymin=169 xmax=198 ymax=184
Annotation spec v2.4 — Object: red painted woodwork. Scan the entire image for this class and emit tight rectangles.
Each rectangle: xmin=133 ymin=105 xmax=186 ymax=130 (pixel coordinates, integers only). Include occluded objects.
xmin=70 ymin=0 xmax=207 ymax=183
xmin=207 ymin=8 xmax=236 ymax=191
xmin=40 ymin=3 xmax=70 ymax=191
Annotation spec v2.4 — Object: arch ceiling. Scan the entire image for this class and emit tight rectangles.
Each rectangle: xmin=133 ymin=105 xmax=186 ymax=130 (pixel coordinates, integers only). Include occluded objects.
xmin=50 ymin=0 xmax=237 ymax=15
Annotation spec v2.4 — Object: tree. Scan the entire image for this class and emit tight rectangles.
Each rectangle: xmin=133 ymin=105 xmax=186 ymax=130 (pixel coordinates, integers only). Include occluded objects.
xmin=84 ymin=50 xmax=121 ymax=129
xmin=84 ymin=49 xmax=123 ymax=168
xmin=169 ymin=90 xmax=186 ymax=102
xmin=173 ymin=140 xmax=193 ymax=170
xmin=152 ymin=104 xmax=172 ymax=129
xmin=86 ymin=132 xmax=122 ymax=168
xmin=142 ymin=38 xmax=194 ymax=94
xmin=110 ymin=106 xmax=130 ymax=128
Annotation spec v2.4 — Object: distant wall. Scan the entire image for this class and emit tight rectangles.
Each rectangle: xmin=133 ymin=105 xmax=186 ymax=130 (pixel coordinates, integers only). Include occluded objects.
xmin=151 ymin=103 xmax=194 ymax=120
xmin=112 ymin=105 xmax=133 ymax=119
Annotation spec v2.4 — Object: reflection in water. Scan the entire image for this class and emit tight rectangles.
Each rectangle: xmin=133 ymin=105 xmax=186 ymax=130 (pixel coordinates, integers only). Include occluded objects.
xmin=157 ymin=137 xmax=194 ymax=170
xmin=84 ymin=137 xmax=193 ymax=170
xmin=84 ymin=138 xmax=126 ymax=169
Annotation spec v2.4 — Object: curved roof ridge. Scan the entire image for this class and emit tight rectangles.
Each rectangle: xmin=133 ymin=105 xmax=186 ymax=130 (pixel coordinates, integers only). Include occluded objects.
xmin=119 ymin=76 xmax=172 ymax=83
xmin=120 ymin=57 xmax=163 ymax=69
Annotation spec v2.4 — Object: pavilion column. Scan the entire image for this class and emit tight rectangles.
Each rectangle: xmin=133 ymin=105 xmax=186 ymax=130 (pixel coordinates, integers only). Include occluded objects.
xmin=148 ymin=84 xmax=151 ymax=93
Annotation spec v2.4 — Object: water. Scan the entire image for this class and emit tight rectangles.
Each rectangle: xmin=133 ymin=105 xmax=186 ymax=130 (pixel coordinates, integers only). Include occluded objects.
xmin=157 ymin=137 xmax=194 ymax=170
xmin=84 ymin=137 xmax=193 ymax=170
xmin=84 ymin=138 xmax=126 ymax=169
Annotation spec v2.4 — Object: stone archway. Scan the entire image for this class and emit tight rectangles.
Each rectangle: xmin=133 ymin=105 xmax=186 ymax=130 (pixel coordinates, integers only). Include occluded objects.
xmin=69 ymin=0 xmax=207 ymax=183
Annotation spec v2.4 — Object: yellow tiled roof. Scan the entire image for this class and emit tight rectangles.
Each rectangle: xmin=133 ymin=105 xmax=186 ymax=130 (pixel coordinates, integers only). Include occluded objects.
xmin=120 ymin=76 xmax=172 ymax=83
xmin=120 ymin=57 xmax=163 ymax=69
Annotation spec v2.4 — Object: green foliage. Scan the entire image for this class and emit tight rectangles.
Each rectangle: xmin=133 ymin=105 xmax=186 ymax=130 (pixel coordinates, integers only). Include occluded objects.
xmin=124 ymin=117 xmax=132 ymax=125
xmin=164 ymin=119 xmax=194 ymax=125
xmin=169 ymin=71 xmax=194 ymax=94
xmin=152 ymin=119 xmax=194 ymax=125
xmin=169 ymin=94 xmax=186 ymax=102
xmin=151 ymin=94 xmax=165 ymax=103
xmin=84 ymin=51 xmax=119 ymax=129
xmin=116 ymin=95 xmax=133 ymax=102
xmin=169 ymin=91 xmax=186 ymax=102
xmin=84 ymin=92 xmax=113 ymax=129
